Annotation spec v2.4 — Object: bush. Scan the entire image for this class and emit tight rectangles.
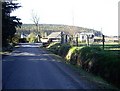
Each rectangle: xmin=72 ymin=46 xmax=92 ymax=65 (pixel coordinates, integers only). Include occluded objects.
xmin=11 ymin=34 xmax=20 ymax=44
xmin=47 ymin=42 xmax=61 ymax=54
xmin=58 ymin=43 xmax=71 ymax=57
xmin=47 ymin=43 xmax=71 ymax=56
xmin=66 ymin=47 xmax=77 ymax=61
xmin=91 ymin=51 xmax=120 ymax=87
xmin=77 ymin=46 xmax=120 ymax=88
xmin=26 ymin=32 xmax=37 ymax=43
xmin=19 ymin=38 xmax=27 ymax=43
xmin=66 ymin=47 xmax=82 ymax=65
xmin=47 ymin=44 xmax=120 ymax=88
xmin=78 ymin=46 xmax=102 ymax=71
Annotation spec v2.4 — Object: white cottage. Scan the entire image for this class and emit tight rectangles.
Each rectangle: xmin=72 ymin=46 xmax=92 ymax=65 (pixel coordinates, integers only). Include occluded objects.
xmin=74 ymin=32 xmax=94 ymax=43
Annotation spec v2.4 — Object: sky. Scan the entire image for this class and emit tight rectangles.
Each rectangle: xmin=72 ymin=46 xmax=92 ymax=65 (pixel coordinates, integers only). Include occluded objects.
xmin=11 ymin=0 xmax=119 ymax=36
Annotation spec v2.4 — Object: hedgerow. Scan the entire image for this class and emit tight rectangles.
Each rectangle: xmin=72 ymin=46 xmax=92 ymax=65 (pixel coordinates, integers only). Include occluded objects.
xmin=66 ymin=47 xmax=82 ymax=65
xmin=47 ymin=43 xmax=120 ymax=88
xmin=47 ymin=42 xmax=61 ymax=54
xmin=58 ymin=43 xmax=72 ymax=57
xmin=90 ymin=51 xmax=120 ymax=87
xmin=78 ymin=46 xmax=102 ymax=71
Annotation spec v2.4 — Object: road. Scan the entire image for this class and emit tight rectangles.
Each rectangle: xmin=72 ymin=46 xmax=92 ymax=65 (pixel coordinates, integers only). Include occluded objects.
xmin=2 ymin=43 xmax=100 ymax=89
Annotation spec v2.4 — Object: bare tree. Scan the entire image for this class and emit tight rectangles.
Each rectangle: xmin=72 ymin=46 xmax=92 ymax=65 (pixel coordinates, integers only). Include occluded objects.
xmin=31 ymin=10 xmax=40 ymax=33
xmin=31 ymin=10 xmax=41 ymax=42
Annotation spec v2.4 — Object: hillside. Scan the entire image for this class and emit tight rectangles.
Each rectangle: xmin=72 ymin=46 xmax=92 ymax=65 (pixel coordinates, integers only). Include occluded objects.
xmin=16 ymin=24 xmax=102 ymax=36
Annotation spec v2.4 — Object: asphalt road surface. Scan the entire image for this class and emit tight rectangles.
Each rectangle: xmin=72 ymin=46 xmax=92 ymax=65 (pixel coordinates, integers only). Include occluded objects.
xmin=2 ymin=43 xmax=101 ymax=89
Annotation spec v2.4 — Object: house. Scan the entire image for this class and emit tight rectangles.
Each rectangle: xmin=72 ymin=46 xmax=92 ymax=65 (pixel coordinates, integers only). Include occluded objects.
xmin=47 ymin=32 xmax=62 ymax=42
xmin=74 ymin=32 xmax=94 ymax=43
xmin=40 ymin=31 xmax=69 ymax=43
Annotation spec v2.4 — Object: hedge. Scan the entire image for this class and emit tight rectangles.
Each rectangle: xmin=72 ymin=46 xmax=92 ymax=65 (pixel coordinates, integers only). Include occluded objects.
xmin=90 ymin=51 xmax=120 ymax=87
xmin=58 ymin=43 xmax=72 ymax=57
xmin=47 ymin=43 xmax=120 ymax=88
xmin=47 ymin=42 xmax=61 ymax=54
xmin=66 ymin=47 xmax=82 ymax=65
xmin=77 ymin=46 xmax=120 ymax=88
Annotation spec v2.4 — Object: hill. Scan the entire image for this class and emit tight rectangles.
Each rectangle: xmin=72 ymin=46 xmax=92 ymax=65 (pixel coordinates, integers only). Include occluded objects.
xmin=16 ymin=24 xmax=102 ymax=36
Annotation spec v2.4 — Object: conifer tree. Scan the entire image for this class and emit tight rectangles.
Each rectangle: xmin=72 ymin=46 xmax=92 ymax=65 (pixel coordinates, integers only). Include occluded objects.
xmin=2 ymin=1 xmax=22 ymax=47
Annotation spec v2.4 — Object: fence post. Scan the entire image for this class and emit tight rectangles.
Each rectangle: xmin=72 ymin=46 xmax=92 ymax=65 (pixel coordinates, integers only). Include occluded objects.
xmin=65 ymin=35 xmax=67 ymax=43
xmin=102 ymin=34 xmax=105 ymax=50
xmin=76 ymin=36 xmax=78 ymax=46
xmin=87 ymin=35 xmax=89 ymax=46
xmin=61 ymin=32 xmax=64 ymax=44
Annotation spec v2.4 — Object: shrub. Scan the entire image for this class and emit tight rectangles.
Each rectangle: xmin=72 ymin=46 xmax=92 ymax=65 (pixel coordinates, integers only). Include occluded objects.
xmin=26 ymin=32 xmax=37 ymax=43
xmin=91 ymin=51 xmax=120 ymax=87
xmin=47 ymin=44 xmax=120 ymax=88
xmin=11 ymin=34 xmax=20 ymax=44
xmin=66 ymin=47 xmax=77 ymax=61
xmin=58 ymin=43 xmax=72 ymax=57
xmin=78 ymin=46 xmax=120 ymax=87
xmin=19 ymin=38 xmax=27 ymax=43
xmin=66 ymin=47 xmax=82 ymax=65
xmin=47 ymin=42 xmax=61 ymax=54
xmin=70 ymin=50 xmax=78 ymax=65
xmin=78 ymin=46 xmax=102 ymax=71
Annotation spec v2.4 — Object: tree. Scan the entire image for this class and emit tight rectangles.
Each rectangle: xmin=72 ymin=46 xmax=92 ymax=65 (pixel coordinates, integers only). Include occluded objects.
xmin=31 ymin=10 xmax=41 ymax=42
xmin=31 ymin=10 xmax=40 ymax=33
xmin=2 ymin=1 xmax=22 ymax=47
xmin=26 ymin=32 xmax=37 ymax=43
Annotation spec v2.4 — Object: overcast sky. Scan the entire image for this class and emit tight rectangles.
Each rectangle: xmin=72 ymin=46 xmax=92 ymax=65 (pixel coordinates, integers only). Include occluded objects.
xmin=11 ymin=0 xmax=119 ymax=36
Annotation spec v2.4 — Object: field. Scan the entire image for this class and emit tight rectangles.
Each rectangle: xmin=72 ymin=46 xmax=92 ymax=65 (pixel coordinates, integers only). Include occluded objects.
xmin=77 ymin=42 xmax=120 ymax=51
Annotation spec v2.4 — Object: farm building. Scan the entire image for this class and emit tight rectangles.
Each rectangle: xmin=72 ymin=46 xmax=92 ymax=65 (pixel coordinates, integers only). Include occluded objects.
xmin=40 ymin=32 xmax=69 ymax=43
xmin=47 ymin=32 xmax=61 ymax=42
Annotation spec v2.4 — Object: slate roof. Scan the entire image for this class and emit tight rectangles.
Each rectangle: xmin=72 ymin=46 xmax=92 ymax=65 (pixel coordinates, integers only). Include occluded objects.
xmin=47 ymin=32 xmax=61 ymax=39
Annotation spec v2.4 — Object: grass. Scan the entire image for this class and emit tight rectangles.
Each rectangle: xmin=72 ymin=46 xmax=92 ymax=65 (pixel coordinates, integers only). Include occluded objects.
xmin=78 ymin=43 xmax=120 ymax=51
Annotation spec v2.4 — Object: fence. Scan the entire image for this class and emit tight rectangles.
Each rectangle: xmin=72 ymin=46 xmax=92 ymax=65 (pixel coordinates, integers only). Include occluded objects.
xmin=61 ymin=34 xmax=120 ymax=51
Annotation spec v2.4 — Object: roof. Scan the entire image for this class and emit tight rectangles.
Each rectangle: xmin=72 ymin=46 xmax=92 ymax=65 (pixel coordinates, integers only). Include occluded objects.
xmin=47 ymin=32 xmax=61 ymax=39
xmin=80 ymin=32 xmax=94 ymax=35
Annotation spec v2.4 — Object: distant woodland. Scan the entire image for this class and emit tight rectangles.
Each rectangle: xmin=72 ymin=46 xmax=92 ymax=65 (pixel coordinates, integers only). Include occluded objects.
xmin=16 ymin=24 xmax=102 ymax=36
